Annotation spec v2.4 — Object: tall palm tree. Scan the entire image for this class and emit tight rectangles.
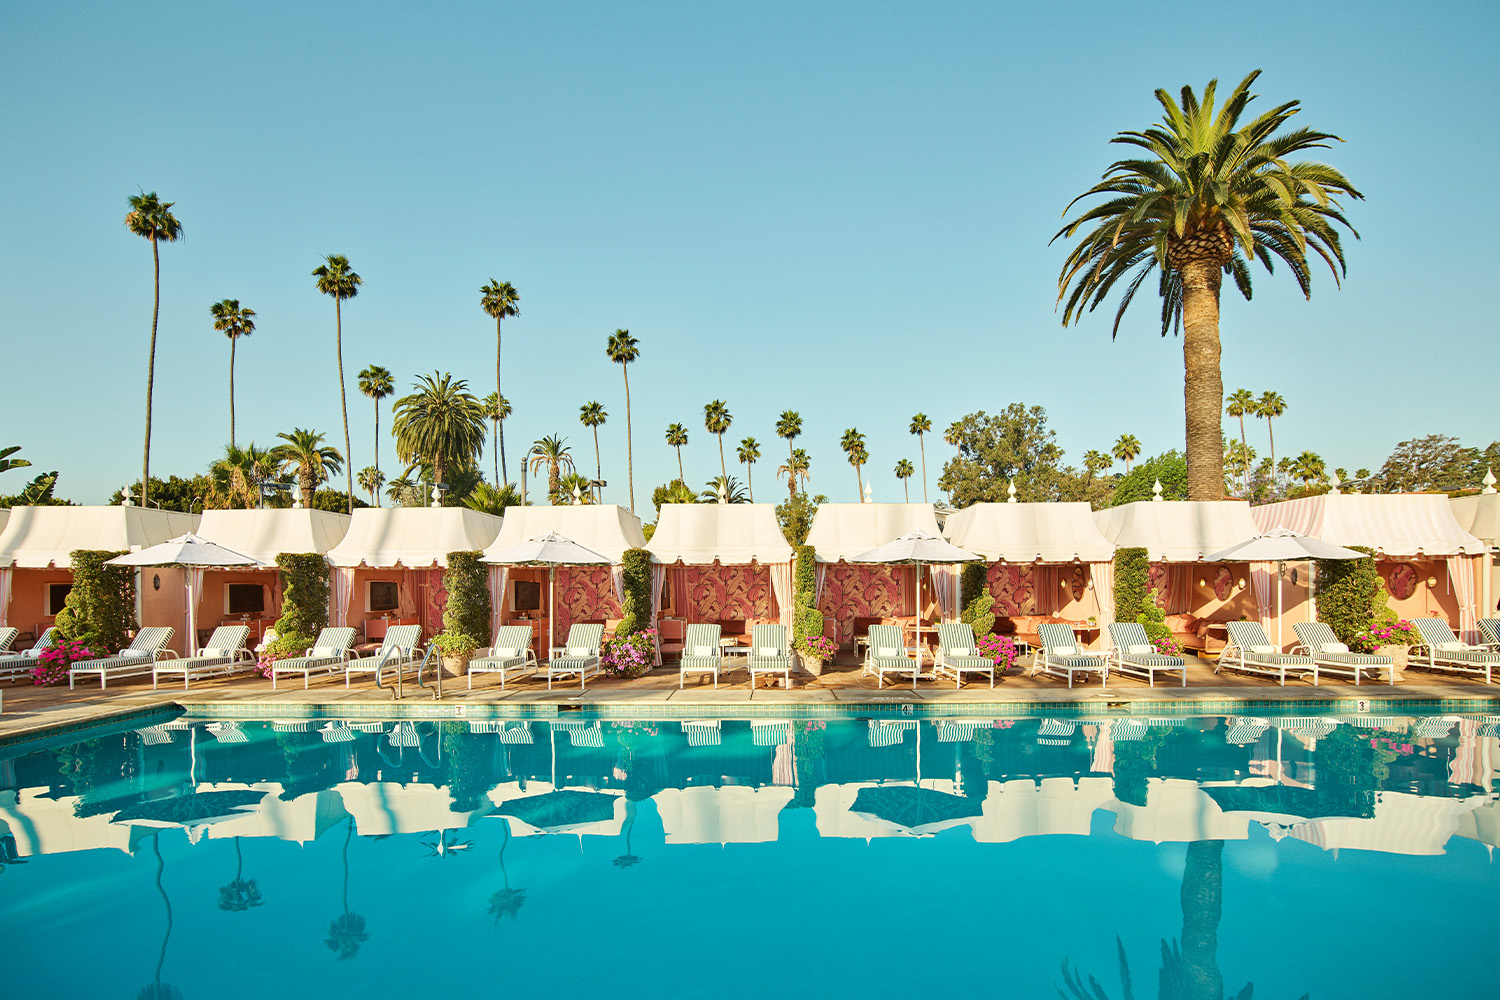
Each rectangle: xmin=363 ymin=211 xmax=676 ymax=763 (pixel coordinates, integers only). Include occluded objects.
xmin=482 ymin=392 xmax=512 ymax=485
xmin=312 ymin=254 xmax=363 ymax=513
xmin=1292 ymin=450 xmax=1325 ymax=487
xmin=703 ymin=400 xmax=732 ymax=481
xmin=894 ymin=458 xmax=915 ymax=502
xmin=1112 ymin=434 xmax=1142 ymax=473
xmin=1225 ymin=388 xmax=1257 ymax=494
xmin=1054 ymin=71 xmax=1360 ymax=500
xmin=210 ymin=299 xmax=255 ymax=449
xmin=271 ymin=429 xmax=343 ymax=505
xmin=841 ymin=428 xmax=868 ymax=500
xmin=776 ymin=411 xmax=802 ymax=494
xmin=1256 ymin=390 xmax=1287 ymax=470
xmin=357 ymin=466 xmax=385 ymax=506
xmin=209 ymin=442 xmax=276 ymax=509
xmin=125 ymin=192 xmax=183 ymax=508
xmin=909 ymin=413 xmax=932 ymax=502
xmin=665 ymin=423 xmax=689 ymax=484
xmin=529 ymin=435 xmax=575 ymax=503
xmin=480 ymin=280 xmax=521 ymax=482
xmin=778 ymin=448 xmax=811 ymax=497
xmin=391 ymin=372 xmax=488 ymax=498
xmin=385 ymin=475 xmax=418 ymax=506
xmin=579 ymin=401 xmax=607 ymax=501
xmin=605 ymin=330 xmax=640 ymax=513
xmin=737 ymin=437 xmax=761 ymax=502
xmin=1225 ymin=440 xmax=1256 ymax=491
xmin=357 ymin=365 xmax=393 ymax=505
xmin=326 ymin=819 xmax=369 ymax=961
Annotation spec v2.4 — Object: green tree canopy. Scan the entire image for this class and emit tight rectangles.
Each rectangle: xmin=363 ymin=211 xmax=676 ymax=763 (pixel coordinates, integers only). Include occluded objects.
xmin=936 ymin=404 xmax=1064 ymax=506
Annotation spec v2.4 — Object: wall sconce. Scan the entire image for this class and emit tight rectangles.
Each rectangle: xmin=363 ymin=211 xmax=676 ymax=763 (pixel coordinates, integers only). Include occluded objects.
xmin=1236 ymin=578 xmax=1246 ymax=589
xmin=1198 ymin=578 xmax=1207 ymax=588
xmin=1061 ymin=579 xmax=1069 ymax=590
xmin=1290 ymin=569 xmax=1299 ymax=586
xmin=1427 ymin=576 xmax=1438 ymax=588
xmin=152 ymin=574 xmax=161 ymax=591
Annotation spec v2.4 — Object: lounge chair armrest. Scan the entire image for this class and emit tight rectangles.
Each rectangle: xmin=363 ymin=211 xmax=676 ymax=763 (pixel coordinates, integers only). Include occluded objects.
xmin=1290 ymin=644 xmax=1309 ymax=656
xmin=155 ymin=650 xmax=179 ymax=661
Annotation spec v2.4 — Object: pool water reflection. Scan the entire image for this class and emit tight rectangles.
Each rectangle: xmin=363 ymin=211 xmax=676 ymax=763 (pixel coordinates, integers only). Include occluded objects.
xmin=1 ymin=713 xmax=1496 ymax=998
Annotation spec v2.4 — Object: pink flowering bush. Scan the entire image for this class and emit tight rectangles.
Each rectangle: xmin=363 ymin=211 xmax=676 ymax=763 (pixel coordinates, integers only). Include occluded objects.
xmin=1151 ymin=635 xmax=1185 ymax=657
xmin=601 ymin=628 xmax=656 ymax=679
xmin=976 ymin=633 xmax=1020 ymax=671
xmin=33 ymin=639 xmax=95 ymax=686
xmin=794 ymin=634 xmax=837 ymax=662
xmin=1354 ymin=617 xmax=1418 ymax=652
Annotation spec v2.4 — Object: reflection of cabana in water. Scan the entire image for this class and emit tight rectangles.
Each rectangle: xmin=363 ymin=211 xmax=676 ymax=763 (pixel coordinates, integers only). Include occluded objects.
xmin=971 ymin=777 xmax=1117 ymax=842
xmin=645 ymin=504 xmax=794 ymax=652
xmin=1094 ymin=501 xmax=1261 ymax=657
xmin=199 ymin=785 xmax=352 ymax=844
xmin=325 ymin=507 xmax=503 ymax=642
xmin=943 ymin=502 xmax=1117 ymax=648
xmin=804 ymin=503 xmax=942 ymax=645
xmin=487 ymin=783 xmax=627 ymax=837
xmin=192 ymin=509 xmax=350 ymax=646
xmin=1251 ymin=493 xmax=1486 ymax=640
xmin=335 ymin=779 xmax=494 ymax=835
xmin=0 ymin=505 xmax=199 ymax=653
xmin=479 ymin=504 xmax=645 ymax=647
xmin=1273 ymin=790 xmax=1489 ymax=856
xmin=0 ymin=788 xmax=154 ymax=858
xmin=653 ymin=785 xmax=795 ymax=844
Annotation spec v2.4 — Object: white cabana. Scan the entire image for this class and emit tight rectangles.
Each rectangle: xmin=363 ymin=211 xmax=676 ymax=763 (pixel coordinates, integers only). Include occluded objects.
xmin=196 ymin=508 xmax=351 ymax=561
xmin=335 ymin=779 xmax=493 ymax=836
xmin=970 ymin=777 xmax=1119 ymax=843
xmin=0 ymin=788 xmax=153 ymax=858
xmin=1094 ymin=500 xmax=1260 ymax=562
xmin=1278 ymin=789 xmax=1487 ymax=857
xmin=1450 ymin=491 xmax=1499 ymax=623
xmin=645 ymin=503 xmax=795 ymax=638
xmin=805 ymin=503 xmax=947 ymax=638
xmin=805 ymin=503 xmax=940 ymax=561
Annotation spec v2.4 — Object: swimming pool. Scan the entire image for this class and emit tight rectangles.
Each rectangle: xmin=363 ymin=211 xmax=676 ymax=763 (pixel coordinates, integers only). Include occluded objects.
xmin=2 ymin=713 xmax=1495 ymax=998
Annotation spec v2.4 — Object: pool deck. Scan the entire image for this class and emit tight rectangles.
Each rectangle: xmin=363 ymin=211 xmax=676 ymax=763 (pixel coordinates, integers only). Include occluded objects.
xmin=3 ymin=651 xmax=1498 ymax=749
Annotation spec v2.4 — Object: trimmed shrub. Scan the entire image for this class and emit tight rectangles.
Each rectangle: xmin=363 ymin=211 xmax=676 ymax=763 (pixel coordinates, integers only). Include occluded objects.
xmin=959 ymin=562 xmax=988 ymax=613
xmin=617 ymin=547 xmax=653 ymax=635
xmin=1137 ymin=588 xmax=1180 ymax=655
xmin=442 ymin=550 xmax=491 ymax=644
xmin=53 ymin=550 xmax=136 ymax=654
xmin=1114 ymin=547 xmax=1149 ymax=626
xmin=1317 ymin=545 xmax=1377 ymax=645
xmin=960 ymin=588 xmax=996 ymax=638
xmin=274 ymin=552 xmax=329 ymax=649
xmin=791 ymin=544 xmax=825 ymax=650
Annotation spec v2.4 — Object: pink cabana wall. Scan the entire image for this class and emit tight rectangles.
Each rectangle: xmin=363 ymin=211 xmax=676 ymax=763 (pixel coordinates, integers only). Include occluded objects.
xmin=336 ymin=567 xmax=447 ymax=639
xmin=670 ymin=563 xmax=779 ymax=621
xmin=498 ymin=565 xmax=623 ymax=644
xmin=190 ymin=569 xmax=284 ymax=646
xmin=817 ymin=564 xmax=916 ymax=643
xmin=4 ymin=569 xmax=73 ymax=641
xmin=985 ymin=563 xmax=1103 ymax=618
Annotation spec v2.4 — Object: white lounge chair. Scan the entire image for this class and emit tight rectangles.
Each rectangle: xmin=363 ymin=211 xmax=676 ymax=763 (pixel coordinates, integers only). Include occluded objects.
xmin=345 ymin=624 xmax=423 ymax=687
xmin=69 ymin=627 xmax=175 ymax=689
xmin=1410 ymin=618 xmax=1500 ymax=684
xmin=1219 ymin=621 xmax=1316 ymax=686
xmin=863 ymin=624 xmax=919 ymax=689
xmin=934 ymin=623 xmax=997 ymax=689
xmin=467 ymin=625 xmax=539 ymax=689
xmin=546 ymin=624 xmax=604 ymax=691
xmin=748 ymin=623 xmax=793 ymax=689
xmin=1290 ymin=621 xmax=1389 ymax=686
xmin=1107 ymin=622 xmax=1187 ymax=688
xmin=678 ymin=623 xmax=725 ymax=688
xmin=151 ymin=626 xmax=253 ymax=690
xmin=0 ymin=628 xmax=16 ymax=654
xmin=1034 ymin=623 xmax=1109 ymax=689
xmin=268 ymin=627 xmax=357 ymax=689
xmin=0 ymin=626 xmax=55 ymax=682
xmin=1476 ymin=619 xmax=1500 ymax=650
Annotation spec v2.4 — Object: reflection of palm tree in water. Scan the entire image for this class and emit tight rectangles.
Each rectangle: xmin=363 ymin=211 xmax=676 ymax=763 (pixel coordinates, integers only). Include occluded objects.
xmin=217 ymin=837 xmax=263 ymax=912
xmin=613 ymin=799 xmax=642 ymax=869
xmin=1061 ymin=840 xmax=1307 ymax=1000
xmin=325 ymin=818 xmax=369 ymax=961
xmin=136 ymin=833 xmax=182 ymax=1000
xmin=487 ymin=823 xmax=526 ymax=924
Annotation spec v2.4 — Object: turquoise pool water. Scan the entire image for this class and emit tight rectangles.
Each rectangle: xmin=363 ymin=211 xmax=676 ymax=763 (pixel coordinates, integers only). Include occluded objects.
xmin=1 ymin=713 xmax=1496 ymax=999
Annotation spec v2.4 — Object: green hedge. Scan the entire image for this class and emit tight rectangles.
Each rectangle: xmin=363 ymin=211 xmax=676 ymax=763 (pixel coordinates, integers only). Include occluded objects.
xmin=54 ymin=549 xmax=136 ymax=654
xmin=959 ymin=562 xmax=995 ymax=636
xmin=618 ymin=548 xmax=652 ymax=635
xmin=274 ymin=552 xmax=330 ymax=649
xmin=1114 ymin=547 xmax=1149 ymax=625
xmin=1137 ymin=587 xmax=1173 ymax=649
xmin=442 ymin=550 xmax=491 ymax=643
xmin=791 ymin=544 xmax=824 ymax=646
xmin=1317 ymin=545 xmax=1377 ymax=645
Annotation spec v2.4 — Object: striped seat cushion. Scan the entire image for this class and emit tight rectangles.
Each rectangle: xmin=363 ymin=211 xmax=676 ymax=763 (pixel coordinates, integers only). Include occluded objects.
xmin=869 ymin=654 xmax=915 ymax=667
xmin=943 ymin=655 xmax=995 ymax=669
xmin=1431 ymin=649 xmax=1500 ymax=663
xmin=1315 ymin=651 xmax=1391 ymax=665
xmin=1241 ymin=652 xmax=1314 ymax=664
xmin=1049 ymin=654 xmax=1108 ymax=668
xmin=73 ymin=651 xmax=151 ymax=671
xmin=1118 ymin=653 xmax=1184 ymax=667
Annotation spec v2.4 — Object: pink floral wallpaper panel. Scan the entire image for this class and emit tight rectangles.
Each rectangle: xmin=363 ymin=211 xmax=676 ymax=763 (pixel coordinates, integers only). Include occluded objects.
xmin=818 ymin=564 xmax=905 ymax=643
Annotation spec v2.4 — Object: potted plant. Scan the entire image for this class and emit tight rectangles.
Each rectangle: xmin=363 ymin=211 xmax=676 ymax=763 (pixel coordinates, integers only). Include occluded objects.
xmin=976 ymin=632 xmax=1021 ymax=673
xmin=794 ymin=634 xmax=836 ymax=677
xmin=601 ymin=628 xmax=656 ymax=679
xmin=1352 ymin=581 xmax=1418 ymax=683
xmin=430 ymin=630 xmax=481 ymax=678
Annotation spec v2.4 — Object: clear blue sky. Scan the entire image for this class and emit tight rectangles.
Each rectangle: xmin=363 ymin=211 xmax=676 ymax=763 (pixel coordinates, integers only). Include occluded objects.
xmin=3 ymin=1 xmax=1496 ymax=509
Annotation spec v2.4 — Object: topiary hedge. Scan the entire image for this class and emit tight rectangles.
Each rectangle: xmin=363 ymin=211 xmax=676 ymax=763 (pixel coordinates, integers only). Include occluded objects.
xmin=274 ymin=552 xmax=330 ymax=650
xmin=617 ymin=547 xmax=653 ymax=635
xmin=1137 ymin=587 xmax=1176 ymax=653
xmin=1317 ymin=544 xmax=1377 ymax=645
xmin=442 ymin=550 xmax=491 ymax=645
xmin=791 ymin=544 xmax=824 ymax=647
xmin=54 ymin=549 xmax=136 ymax=654
xmin=959 ymin=561 xmax=995 ymax=636
xmin=1114 ymin=547 xmax=1149 ymax=626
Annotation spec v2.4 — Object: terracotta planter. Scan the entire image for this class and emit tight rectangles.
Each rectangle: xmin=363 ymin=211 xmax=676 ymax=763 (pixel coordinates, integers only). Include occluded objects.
xmin=800 ymin=654 xmax=825 ymax=677
xmin=1377 ymin=645 xmax=1408 ymax=684
xmin=441 ymin=653 xmax=472 ymax=679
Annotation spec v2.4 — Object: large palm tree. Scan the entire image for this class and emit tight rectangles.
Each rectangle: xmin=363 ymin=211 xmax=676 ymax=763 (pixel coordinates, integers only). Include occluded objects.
xmin=841 ymin=428 xmax=868 ymax=500
xmin=579 ymin=401 xmax=606 ymax=501
xmin=271 ymin=429 xmax=343 ymax=505
xmin=1224 ymin=388 xmax=1257 ymax=494
xmin=665 ymin=423 xmax=689 ymax=484
xmin=894 ymin=458 xmax=915 ymax=502
xmin=391 ymin=372 xmax=488 ymax=499
xmin=737 ymin=437 xmax=761 ymax=502
xmin=605 ymin=330 xmax=640 ymax=513
xmin=1112 ymin=434 xmax=1142 ymax=473
xmin=483 ymin=392 xmax=512 ymax=485
xmin=1054 ymin=71 xmax=1360 ymax=500
xmin=125 ymin=192 xmax=183 ymax=508
xmin=1256 ymin=390 xmax=1287 ymax=470
xmin=357 ymin=365 xmax=393 ymax=504
xmin=703 ymin=400 xmax=732 ymax=481
xmin=209 ymin=442 xmax=276 ymax=509
xmin=210 ymin=299 xmax=255 ymax=449
xmin=908 ymin=413 xmax=932 ymax=502
xmin=480 ymin=280 xmax=521 ymax=482
xmin=357 ymin=466 xmax=385 ymax=506
xmin=529 ymin=435 xmax=575 ymax=503
xmin=778 ymin=448 xmax=810 ymax=497
xmin=776 ymin=411 xmax=802 ymax=495
xmin=1292 ymin=450 xmax=1325 ymax=488
xmin=312 ymin=255 xmax=363 ymax=513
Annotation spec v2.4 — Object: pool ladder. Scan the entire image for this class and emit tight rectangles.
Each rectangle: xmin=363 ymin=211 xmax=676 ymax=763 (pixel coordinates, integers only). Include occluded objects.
xmin=392 ymin=643 xmax=445 ymax=701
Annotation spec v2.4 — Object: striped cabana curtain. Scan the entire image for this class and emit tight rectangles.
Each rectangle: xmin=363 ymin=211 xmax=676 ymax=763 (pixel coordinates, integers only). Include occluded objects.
xmin=929 ymin=565 xmax=960 ymax=622
xmin=770 ymin=561 xmax=794 ymax=635
xmin=488 ymin=566 xmax=508 ymax=643
xmin=649 ymin=563 xmax=667 ymax=665
xmin=1091 ymin=561 xmax=1115 ymax=646
xmin=0 ymin=566 xmax=11 ymax=627
xmin=330 ymin=568 xmax=355 ymax=627
xmin=1249 ymin=562 xmax=1274 ymax=634
xmin=1448 ymin=555 xmax=1478 ymax=642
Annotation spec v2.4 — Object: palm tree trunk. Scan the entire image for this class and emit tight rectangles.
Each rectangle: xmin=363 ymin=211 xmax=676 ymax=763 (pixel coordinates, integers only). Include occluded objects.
xmin=335 ymin=297 xmax=353 ymax=514
xmin=1180 ymin=839 xmax=1225 ymax=1000
xmin=300 ymin=470 xmax=314 ymax=504
xmin=675 ymin=446 xmax=684 ymax=485
xmin=855 ymin=465 xmax=863 ymax=501
xmin=746 ymin=462 xmax=753 ymax=502
xmin=229 ymin=336 xmax=237 ymax=450
xmin=142 ymin=236 xmax=160 ymax=507
xmin=492 ymin=418 xmax=499 ymax=486
xmin=435 ymin=453 xmax=447 ymax=503
xmin=623 ymin=367 xmax=634 ymax=513
xmin=374 ymin=401 xmax=383 ymax=507
xmin=1180 ymin=260 xmax=1225 ymax=501
xmin=904 ymin=479 xmax=910 ymax=502
xmin=788 ymin=440 xmax=797 ymax=496
xmin=1237 ymin=414 xmax=1249 ymax=494
xmin=496 ymin=316 xmax=508 ymax=484
xmin=919 ymin=434 xmax=928 ymax=503
xmin=717 ymin=435 xmax=726 ymax=481
xmin=1267 ymin=418 xmax=1276 ymax=473
xmin=592 ymin=428 xmax=602 ymax=502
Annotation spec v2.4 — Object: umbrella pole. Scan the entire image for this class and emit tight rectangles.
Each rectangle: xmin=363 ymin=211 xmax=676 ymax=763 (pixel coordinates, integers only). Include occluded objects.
xmin=184 ymin=573 xmax=197 ymax=657
xmin=549 ymin=567 xmax=556 ymax=653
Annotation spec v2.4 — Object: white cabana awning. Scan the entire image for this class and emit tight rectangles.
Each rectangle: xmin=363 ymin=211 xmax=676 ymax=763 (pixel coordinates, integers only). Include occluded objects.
xmin=481 ymin=504 xmax=644 ymax=563
xmin=943 ymin=502 xmax=1115 ymax=563
xmin=645 ymin=503 xmax=793 ymax=564
xmin=0 ymin=505 xmax=199 ymax=568
xmin=804 ymin=503 xmax=940 ymax=562
xmin=1250 ymin=493 xmax=1484 ymax=557
xmin=325 ymin=507 xmax=503 ymax=568
xmin=1093 ymin=500 xmax=1260 ymax=562
xmin=1450 ymin=493 xmax=1500 ymax=548
xmin=195 ymin=508 xmax=351 ymax=561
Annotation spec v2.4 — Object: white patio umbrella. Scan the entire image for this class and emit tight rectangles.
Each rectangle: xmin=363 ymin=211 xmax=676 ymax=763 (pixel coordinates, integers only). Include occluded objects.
xmin=1206 ymin=527 xmax=1366 ymax=648
xmin=850 ymin=530 xmax=983 ymax=689
xmin=107 ymin=533 xmax=262 ymax=655
xmin=481 ymin=531 xmax=612 ymax=651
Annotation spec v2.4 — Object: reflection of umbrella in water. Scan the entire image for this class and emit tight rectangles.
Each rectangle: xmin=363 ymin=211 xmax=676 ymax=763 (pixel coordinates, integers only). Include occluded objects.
xmin=495 ymin=790 xmax=618 ymax=834
xmin=114 ymin=790 xmax=265 ymax=836
xmin=849 ymin=784 xmax=984 ymax=837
